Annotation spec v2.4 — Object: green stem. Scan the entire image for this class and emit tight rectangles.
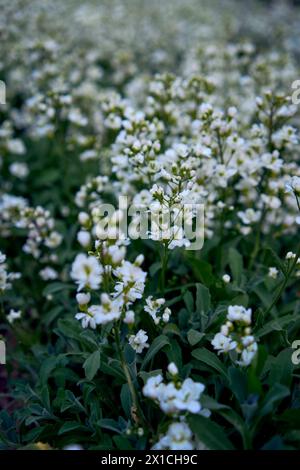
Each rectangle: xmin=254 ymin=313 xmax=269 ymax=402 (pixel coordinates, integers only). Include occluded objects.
xmin=248 ymin=207 xmax=267 ymax=271
xmin=263 ymin=193 xmax=300 ymax=317
xmin=263 ymin=243 xmax=300 ymax=318
xmin=114 ymin=323 xmax=145 ymax=426
xmin=160 ymin=242 xmax=169 ymax=295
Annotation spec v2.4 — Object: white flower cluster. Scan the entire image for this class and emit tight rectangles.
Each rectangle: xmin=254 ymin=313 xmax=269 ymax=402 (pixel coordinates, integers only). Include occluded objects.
xmin=144 ymin=365 xmax=210 ymax=450
xmin=152 ymin=421 xmax=195 ymax=450
xmin=72 ymin=251 xmax=147 ymax=328
xmin=0 ymin=251 xmax=21 ymax=294
xmin=144 ymin=296 xmax=171 ymax=325
xmin=143 ymin=367 xmax=208 ymax=416
xmin=0 ymin=194 xmax=62 ymax=260
xmin=211 ymin=305 xmax=258 ymax=367
xmin=286 ymin=176 xmax=300 ymax=197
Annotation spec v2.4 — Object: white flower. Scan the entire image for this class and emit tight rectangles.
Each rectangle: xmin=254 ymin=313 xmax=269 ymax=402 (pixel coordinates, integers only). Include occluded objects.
xmin=114 ymin=280 xmax=145 ymax=303
xmin=114 ymin=259 xmax=147 ymax=285
xmin=167 ymin=362 xmax=178 ymax=376
xmin=123 ymin=310 xmax=135 ymax=324
xmin=222 ymin=274 xmax=231 ymax=283
xmin=237 ymin=209 xmax=261 ymax=225
xmin=39 ymin=267 xmax=58 ymax=281
xmin=143 ymin=374 xmax=164 ymax=399
xmin=77 ymin=230 xmax=91 ymax=247
xmin=128 ymin=329 xmax=149 ymax=353
xmin=162 ymin=307 xmax=171 ymax=323
xmin=211 ymin=333 xmax=237 ymax=353
xmin=285 ymin=176 xmax=300 ymax=195
xmin=159 ymin=382 xmax=180 ymax=414
xmin=9 ymin=162 xmax=29 ymax=179
xmin=88 ymin=294 xmax=123 ymax=325
xmin=78 ymin=212 xmax=90 ymax=225
xmin=286 ymin=251 xmax=296 ymax=260
xmin=71 ymin=254 xmax=103 ymax=291
xmin=237 ymin=342 xmax=258 ymax=367
xmin=144 ymin=373 xmax=205 ymax=416
xmin=268 ymin=267 xmax=279 ymax=279
xmin=75 ymin=310 xmax=97 ymax=329
xmin=144 ymin=296 xmax=166 ymax=324
xmin=7 ymin=309 xmax=22 ymax=324
xmin=76 ymin=292 xmax=91 ymax=305
xmin=227 ymin=305 xmax=252 ymax=324
xmin=173 ymin=378 xmax=205 ymax=414
xmin=153 ymin=422 xmax=194 ymax=450
xmin=44 ymin=231 xmax=62 ymax=248
xmin=0 ymin=251 xmax=20 ymax=292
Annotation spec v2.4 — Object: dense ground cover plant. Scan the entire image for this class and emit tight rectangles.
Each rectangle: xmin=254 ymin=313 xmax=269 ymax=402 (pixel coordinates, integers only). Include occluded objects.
xmin=0 ymin=0 xmax=300 ymax=450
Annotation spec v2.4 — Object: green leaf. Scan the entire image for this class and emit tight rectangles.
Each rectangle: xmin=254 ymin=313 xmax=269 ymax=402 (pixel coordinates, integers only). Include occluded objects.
xmin=228 ymin=247 xmax=243 ymax=285
xmin=163 ymin=323 xmax=181 ymax=337
xmin=188 ymin=415 xmax=235 ymax=450
xmin=187 ymin=329 xmax=205 ymax=346
xmin=99 ymin=360 xmax=125 ymax=382
xmin=253 ymin=283 xmax=274 ymax=309
xmin=98 ymin=419 xmax=122 ymax=434
xmin=141 ymin=335 xmax=169 ymax=369
xmin=58 ymin=421 xmax=86 ymax=435
xmin=196 ymin=283 xmax=211 ymax=314
xmin=259 ymin=384 xmax=290 ymax=418
xmin=43 ymin=305 xmax=64 ymax=326
xmin=255 ymin=314 xmax=296 ymax=338
xmin=120 ymin=384 xmax=132 ymax=418
xmin=228 ymin=367 xmax=247 ymax=402
xmin=83 ymin=350 xmax=101 ymax=381
xmin=188 ymin=258 xmax=215 ymax=287
xmin=268 ymin=349 xmax=293 ymax=387
xmin=277 ymin=409 xmax=300 ymax=427
xmin=191 ymin=348 xmax=227 ymax=379
xmin=113 ymin=436 xmax=134 ymax=450
xmin=42 ymin=282 xmax=74 ymax=297
xmin=183 ymin=290 xmax=194 ymax=312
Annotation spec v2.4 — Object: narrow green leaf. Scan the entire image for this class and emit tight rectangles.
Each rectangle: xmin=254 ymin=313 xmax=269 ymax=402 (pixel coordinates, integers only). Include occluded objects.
xmin=83 ymin=350 xmax=100 ymax=381
xmin=188 ymin=415 xmax=234 ymax=450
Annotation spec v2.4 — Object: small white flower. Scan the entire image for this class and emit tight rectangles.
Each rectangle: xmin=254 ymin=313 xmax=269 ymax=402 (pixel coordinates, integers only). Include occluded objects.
xmin=237 ymin=208 xmax=261 ymax=225
xmin=211 ymin=332 xmax=237 ymax=353
xmin=71 ymin=254 xmax=103 ymax=291
xmin=89 ymin=294 xmax=123 ymax=325
xmin=286 ymin=251 xmax=296 ymax=260
xmin=39 ymin=267 xmax=58 ymax=281
xmin=77 ymin=230 xmax=91 ymax=247
xmin=7 ymin=309 xmax=22 ymax=324
xmin=153 ymin=422 xmax=194 ymax=450
xmin=75 ymin=310 xmax=97 ymax=329
xmin=9 ymin=162 xmax=29 ymax=179
xmin=167 ymin=362 xmax=178 ymax=376
xmin=78 ymin=212 xmax=90 ymax=225
xmin=268 ymin=267 xmax=279 ymax=279
xmin=129 ymin=329 xmax=149 ymax=353
xmin=227 ymin=305 xmax=252 ymax=324
xmin=173 ymin=378 xmax=205 ymax=414
xmin=222 ymin=274 xmax=231 ymax=284
xmin=237 ymin=342 xmax=258 ymax=367
xmin=76 ymin=292 xmax=91 ymax=305
xmin=162 ymin=307 xmax=171 ymax=323
xmin=285 ymin=176 xmax=300 ymax=195
xmin=124 ymin=310 xmax=135 ymax=324
xmin=143 ymin=374 xmax=164 ymax=399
